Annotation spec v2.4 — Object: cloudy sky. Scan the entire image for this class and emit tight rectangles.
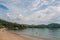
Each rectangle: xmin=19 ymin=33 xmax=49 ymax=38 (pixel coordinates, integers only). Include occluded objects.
xmin=0 ymin=0 xmax=60 ymax=25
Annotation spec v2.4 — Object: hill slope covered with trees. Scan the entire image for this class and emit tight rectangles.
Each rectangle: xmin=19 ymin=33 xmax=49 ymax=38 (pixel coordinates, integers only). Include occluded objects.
xmin=0 ymin=19 xmax=27 ymax=30
xmin=0 ymin=19 xmax=60 ymax=30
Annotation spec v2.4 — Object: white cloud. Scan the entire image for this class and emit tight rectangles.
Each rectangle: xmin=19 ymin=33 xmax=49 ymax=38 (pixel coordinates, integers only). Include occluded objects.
xmin=29 ymin=0 xmax=42 ymax=11
xmin=32 ymin=0 xmax=41 ymax=8
xmin=22 ymin=6 xmax=59 ymax=24
xmin=41 ymin=0 xmax=55 ymax=5
xmin=55 ymin=6 xmax=60 ymax=12
xmin=29 ymin=0 xmax=55 ymax=11
xmin=30 ymin=7 xmax=55 ymax=21
xmin=0 ymin=0 xmax=60 ymax=24
xmin=42 ymin=1 xmax=49 ymax=5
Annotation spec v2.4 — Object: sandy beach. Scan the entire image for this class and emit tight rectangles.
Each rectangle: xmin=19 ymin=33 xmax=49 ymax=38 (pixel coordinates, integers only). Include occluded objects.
xmin=0 ymin=28 xmax=54 ymax=40
xmin=0 ymin=29 xmax=43 ymax=40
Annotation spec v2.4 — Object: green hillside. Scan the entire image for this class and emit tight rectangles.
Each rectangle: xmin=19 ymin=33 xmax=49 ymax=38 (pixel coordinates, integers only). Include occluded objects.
xmin=0 ymin=19 xmax=27 ymax=30
xmin=0 ymin=19 xmax=60 ymax=30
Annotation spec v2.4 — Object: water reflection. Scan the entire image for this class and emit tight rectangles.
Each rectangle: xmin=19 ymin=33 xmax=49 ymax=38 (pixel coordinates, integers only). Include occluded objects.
xmin=15 ymin=28 xmax=60 ymax=40
xmin=47 ymin=28 xmax=60 ymax=38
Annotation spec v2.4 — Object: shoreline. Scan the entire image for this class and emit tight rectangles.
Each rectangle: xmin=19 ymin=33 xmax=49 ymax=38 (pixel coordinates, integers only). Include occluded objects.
xmin=0 ymin=28 xmax=43 ymax=40
xmin=0 ymin=28 xmax=55 ymax=40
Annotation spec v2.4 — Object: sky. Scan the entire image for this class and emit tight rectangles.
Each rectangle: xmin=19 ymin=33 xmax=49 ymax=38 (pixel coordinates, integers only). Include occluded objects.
xmin=0 ymin=0 xmax=60 ymax=25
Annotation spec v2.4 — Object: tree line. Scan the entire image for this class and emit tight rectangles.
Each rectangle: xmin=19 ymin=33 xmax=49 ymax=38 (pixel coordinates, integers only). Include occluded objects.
xmin=0 ymin=19 xmax=60 ymax=30
xmin=28 ymin=23 xmax=60 ymax=28
xmin=0 ymin=19 xmax=27 ymax=30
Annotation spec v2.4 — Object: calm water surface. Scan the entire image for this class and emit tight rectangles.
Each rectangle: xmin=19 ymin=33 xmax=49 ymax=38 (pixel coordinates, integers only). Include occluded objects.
xmin=14 ymin=28 xmax=60 ymax=40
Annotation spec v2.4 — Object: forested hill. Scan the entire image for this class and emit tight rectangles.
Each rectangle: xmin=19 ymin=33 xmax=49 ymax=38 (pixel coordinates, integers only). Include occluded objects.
xmin=28 ymin=23 xmax=60 ymax=28
xmin=0 ymin=19 xmax=27 ymax=30
xmin=0 ymin=19 xmax=60 ymax=30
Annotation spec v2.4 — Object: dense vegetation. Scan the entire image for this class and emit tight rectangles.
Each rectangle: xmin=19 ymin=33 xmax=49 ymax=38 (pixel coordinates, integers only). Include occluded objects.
xmin=0 ymin=19 xmax=27 ymax=30
xmin=28 ymin=23 xmax=60 ymax=28
xmin=0 ymin=19 xmax=60 ymax=30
